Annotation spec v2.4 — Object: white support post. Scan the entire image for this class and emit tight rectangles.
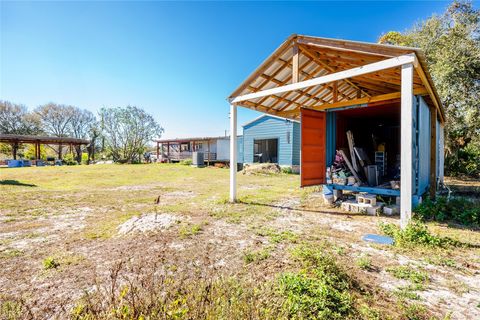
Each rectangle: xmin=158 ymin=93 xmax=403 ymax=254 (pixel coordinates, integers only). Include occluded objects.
xmin=400 ymin=63 xmax=414 ymax=229
xmin=229 ymin=104 xmax=237 ymax=202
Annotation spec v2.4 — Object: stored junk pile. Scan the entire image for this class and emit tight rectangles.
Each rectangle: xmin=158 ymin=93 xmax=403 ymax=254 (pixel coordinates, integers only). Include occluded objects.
xmin=325 ymin=130 xmax=400 ymax=216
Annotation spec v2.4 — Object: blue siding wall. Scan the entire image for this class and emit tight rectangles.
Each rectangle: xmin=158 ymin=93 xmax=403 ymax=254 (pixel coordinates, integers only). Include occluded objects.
xmin=292 ymin=122 xmax=301 ymax=165
xmin=243 ymin=116 xmax=297 ymax=166
xmin=326 ymin=112 xmax=336 ymax=167
xmin=237 ymin=136 xmax=244 ymax=163
xmin=417 ymin=96 xmax=431 ymax=195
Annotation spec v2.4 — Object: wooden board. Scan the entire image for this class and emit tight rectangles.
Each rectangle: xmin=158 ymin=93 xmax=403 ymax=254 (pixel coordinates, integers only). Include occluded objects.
xmin=301 ymin=108 xmax=326 ymax=186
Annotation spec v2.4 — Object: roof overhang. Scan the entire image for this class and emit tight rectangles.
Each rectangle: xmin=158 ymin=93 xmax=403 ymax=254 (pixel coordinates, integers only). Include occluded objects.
xmin=156 ymin=136 xmax=232 ymax=143
xmin=228 ymin=34 xmax=444 ymax=123
xmin=242 ymin=114 xmax=299 ymax=127
xmin=0 ymin=134 xmax=89 ymax=145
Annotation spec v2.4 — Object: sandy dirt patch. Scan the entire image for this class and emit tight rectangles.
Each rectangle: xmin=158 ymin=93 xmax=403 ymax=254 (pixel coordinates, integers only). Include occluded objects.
xmin=117 ymin=213 xmax=180 ymax=235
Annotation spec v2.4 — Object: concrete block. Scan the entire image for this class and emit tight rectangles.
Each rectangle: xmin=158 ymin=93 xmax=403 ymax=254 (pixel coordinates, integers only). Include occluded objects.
xmin=333 ymin=189 xmax=343 ymax=201
xmin=366 ymin=202 xmax=384 ymax=216
xmin=357 ymin=194 xmax=377 ymax=206
xmin=383 ymin=205 xmax=399 ymax=216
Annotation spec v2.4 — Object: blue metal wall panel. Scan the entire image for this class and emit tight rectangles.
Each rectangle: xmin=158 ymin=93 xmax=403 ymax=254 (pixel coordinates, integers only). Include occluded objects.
xmin=237 ymin=136 xmax=244 ymax=163
xmin=326 ymin=112 xmax=336 ymax=167
xmin=243 ymin=116 xmax=296 ymax=166
xmin=417 ymin=96 xmax=431 ymax=195
xmin=292 ymin=122 xmax=301 ymax=165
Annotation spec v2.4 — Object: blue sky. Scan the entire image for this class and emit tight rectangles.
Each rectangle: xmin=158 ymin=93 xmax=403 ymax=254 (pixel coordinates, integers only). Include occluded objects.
xmin=0 ymin=1 xmax=455 ymax=139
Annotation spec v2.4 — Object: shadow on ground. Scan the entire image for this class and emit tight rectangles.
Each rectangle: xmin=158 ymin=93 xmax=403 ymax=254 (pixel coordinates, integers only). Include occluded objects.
xmin=0 ymin=180 xmax=37 ymax=187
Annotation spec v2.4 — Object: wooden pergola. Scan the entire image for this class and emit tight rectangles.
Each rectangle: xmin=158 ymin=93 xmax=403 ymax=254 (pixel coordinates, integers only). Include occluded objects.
xmin=227 ymin=35 xmax=445 ymax=229
xmin=0 ymin=134 xmax=89 ymax=160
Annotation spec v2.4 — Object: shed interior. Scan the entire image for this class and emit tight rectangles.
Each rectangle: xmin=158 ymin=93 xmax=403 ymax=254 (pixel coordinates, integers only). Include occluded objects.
xmin=334 ymin=101 xmax=401 ymax=184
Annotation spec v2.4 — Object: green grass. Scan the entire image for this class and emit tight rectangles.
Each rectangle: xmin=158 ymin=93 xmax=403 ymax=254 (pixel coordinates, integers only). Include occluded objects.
xmin=179 ymin=223 xmax=203 ymax=238
xmin=253 ymin=227 xmax=298 ymax=244
xmin=243 ymin=247 xmax=271 ymax=264
xmin=0 ymin=164 xmax=300 ymax=239
xmin=1 ymin=164 xmax=476 ymax=320
xmin=386 ymin=265 xmax=429 ymax=286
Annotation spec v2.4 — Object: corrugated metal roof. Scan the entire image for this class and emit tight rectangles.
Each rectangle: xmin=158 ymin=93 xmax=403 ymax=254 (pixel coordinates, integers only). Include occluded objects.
xmin=229 ymin=34 xmax=444 ymax=122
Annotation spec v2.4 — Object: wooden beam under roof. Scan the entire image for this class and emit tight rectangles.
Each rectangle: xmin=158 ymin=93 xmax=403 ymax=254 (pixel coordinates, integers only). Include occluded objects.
xmin=298 ymin=44 xmax=370 ymax=98
xmin=292 ymin=44 xmax=299 ymax=83
xmin=297 ymin=35 xmax=415 ymax=58
xmin=231 ymin=54 xmax=416 ymax=104
xmin=277 ymin=88 xmax=428 ymax=116
xmin=229 ymin=35 xmax=296 ymax=98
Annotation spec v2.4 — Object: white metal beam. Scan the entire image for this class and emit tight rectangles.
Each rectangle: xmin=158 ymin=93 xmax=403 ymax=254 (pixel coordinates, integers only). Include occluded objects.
xmin=400 ymin=63 xmax=414 ymax=229
xmin=231 ymin=53 xmax=417 ymax=104
xmin=229 ymin=104 xmax=237 ymax=202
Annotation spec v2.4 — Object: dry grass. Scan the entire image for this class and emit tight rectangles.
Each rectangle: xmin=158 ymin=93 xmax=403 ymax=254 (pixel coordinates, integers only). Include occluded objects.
xmin=0 ymin=164 xmax=479 ymax=319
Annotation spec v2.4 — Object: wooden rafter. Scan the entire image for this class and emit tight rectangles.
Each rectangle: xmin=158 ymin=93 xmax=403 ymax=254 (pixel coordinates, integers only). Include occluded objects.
xmin=230 ymin=35 xmax=444 ymax=122
xmin=298 ymin=44 xmax=370 ymax=98
xmin=277 ymin=88 xmax=428 ymax=117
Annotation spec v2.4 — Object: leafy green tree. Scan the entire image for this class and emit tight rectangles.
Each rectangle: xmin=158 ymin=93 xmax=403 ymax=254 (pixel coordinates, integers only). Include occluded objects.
xmin=379 ymin=1 xmax=480 ymax=177
xmin=0 ymin=100 xmax=42 ymax=159
xmin=99 ymin=106 xmax=163 ymax=163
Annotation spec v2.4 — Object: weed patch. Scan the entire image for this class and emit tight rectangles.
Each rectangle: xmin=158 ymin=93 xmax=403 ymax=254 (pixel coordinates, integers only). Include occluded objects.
xmin=386 ymin=265 xmax=429 ymax=286
xmin=415 ymin=196 xmax=480 ymax=227
xmin=179 ymin=223 xmax=203 ymax=239
xmin=0 ymin=248 xmax=23 ymax=259
xmin=277 ymin=244 xmax=355 ymax=319
xmin=43 ymin=256 xmax=60 ymax=270
xmin=356 ymin=255 xmax=374 ymax=271
xmin=254 ymin=227 xmax=298 ymax=244
xmin=243 ymin=247 xmax=271 ymax=264
xmin=379 ymin=221 xmax=461 ymax=248
xmin=393 ymin=285 xmax=421 ymax=300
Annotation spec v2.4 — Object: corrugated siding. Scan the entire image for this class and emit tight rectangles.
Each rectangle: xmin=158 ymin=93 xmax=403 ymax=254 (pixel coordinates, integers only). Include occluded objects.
xmin=243 ymin=116 xmax=294 ymax=165
xmin=326 ymin=112 xmax=336 ymax=167
xmin=437 ymin=120 xmax=444 ymax=184
xmin=237 ymin=136 xmax=244 ymax=163
xmin=417 ymin=96 xmax=431 ymax=195
xmin=216 ymin=139 xmax=230 ymax=160
xmin=292 ymin=122 xmax=301 ymax=165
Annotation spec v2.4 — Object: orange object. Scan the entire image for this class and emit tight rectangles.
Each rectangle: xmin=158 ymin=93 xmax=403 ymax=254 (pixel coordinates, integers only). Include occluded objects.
xmin=301 ymin=108 xmax=326 ymax=187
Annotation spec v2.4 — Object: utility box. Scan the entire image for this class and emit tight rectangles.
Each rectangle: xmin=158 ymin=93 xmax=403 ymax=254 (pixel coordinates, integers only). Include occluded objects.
xmin=192 ymin=152 xmax=204 ymax=167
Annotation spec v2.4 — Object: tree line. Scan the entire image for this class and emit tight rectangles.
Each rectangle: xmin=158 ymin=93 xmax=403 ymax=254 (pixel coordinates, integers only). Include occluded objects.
xmin=378 ymin=0 xmax=480 ymax=177
xmin=0 ymin=101 xmax=163 ymax=163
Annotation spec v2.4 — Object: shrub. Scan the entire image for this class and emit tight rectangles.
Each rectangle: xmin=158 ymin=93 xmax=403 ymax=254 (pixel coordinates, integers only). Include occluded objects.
xmin=43 ymin=256 xmax=60 ymax=270
xmin=179 ymin=159 xmax=192 ymax=166
xmin=379 ymin=221 xmax=460 ymax=248
xmin=81 ymin=152 xmax=89 ymax=165
xmin=445 ymin=144 xmax=480 ymax=178
xmin=414 ymin=196 xmax=480 ymax=227
xmin=62 ymin=153 xmax=77 ymax=165
xmin=281 ymin=166 xmax=293 ymax=174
